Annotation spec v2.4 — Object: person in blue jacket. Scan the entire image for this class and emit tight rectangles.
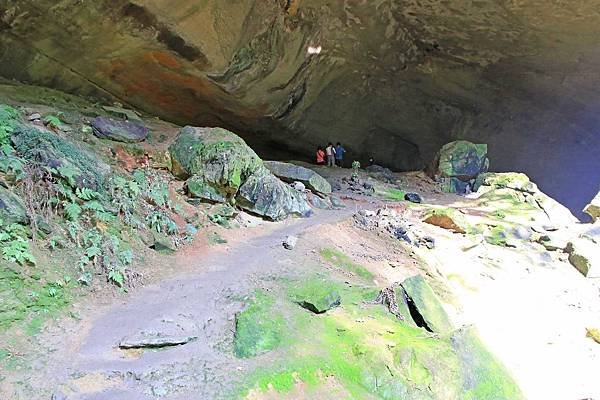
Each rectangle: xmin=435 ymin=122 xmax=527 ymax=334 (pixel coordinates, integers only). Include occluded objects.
xmin=335 ymin=142 xmax=346 ymax=167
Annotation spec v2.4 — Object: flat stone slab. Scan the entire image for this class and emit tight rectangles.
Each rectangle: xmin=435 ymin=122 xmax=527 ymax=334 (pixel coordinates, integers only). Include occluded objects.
xmin=119 ymin=332 xmax=197 ymax=349
xmin=92 ymin=116 xmax=149 ymax=143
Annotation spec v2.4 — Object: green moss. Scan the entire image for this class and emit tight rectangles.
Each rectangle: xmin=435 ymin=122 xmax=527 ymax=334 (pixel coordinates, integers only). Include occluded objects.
xmin=484 ymin=225 xmax=508 ymax=247
xmin=401 ymin=275 xmax=453 ymax=334
xmin=234 ymin=290 xmax=285 ymax=358
xmin=379 ymin=188 xmax=406 ymax=201
xmin=235 ymin=272 xmax=522 ymax=400
xmin=168 ymin=127 xmax=263 ymax=195
xmin=452 ymin=327 xmax=524 ymax=400
xmin=289 ymin=276 xmax=342 ymax=314
xmin=320 ymin=248 xmax=373 ymax=280
xmin=0 ymin=264 xmax=71 ymax=333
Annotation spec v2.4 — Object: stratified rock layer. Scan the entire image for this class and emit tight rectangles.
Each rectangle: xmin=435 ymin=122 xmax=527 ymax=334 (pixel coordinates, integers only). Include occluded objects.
xmin=1 ymin=1 xmax=599 ymax=215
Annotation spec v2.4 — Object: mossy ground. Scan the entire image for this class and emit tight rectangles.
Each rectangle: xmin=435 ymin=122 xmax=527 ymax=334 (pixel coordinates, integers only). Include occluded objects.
xmin=233 ymin=267 xmax=523 ymax=400
xmin=320 ymin=248 xmax=374 ymax=280
xmin=378 ymin=188 xmax=406 ymax=202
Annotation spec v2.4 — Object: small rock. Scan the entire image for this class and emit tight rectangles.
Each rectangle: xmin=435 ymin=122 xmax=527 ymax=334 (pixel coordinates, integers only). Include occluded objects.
xmin=51 ymin=392 xmax=67 ymax=400
xmin=359 ymin=209 xmax=376 ymax=217
xmin=27 ymin=113 xmax=42 ymax=121
xmin=330 ymin=196 xmax=346 ymax=209
xmin=283 ymin=235 xmax=298 ymax=250
xmin=566 ymin=239 xmax=599 ymax=277
xmin=292 ymin=181 xmax=306 ymax=192
xmin=404 ymin=192 xmax=423 ymax=203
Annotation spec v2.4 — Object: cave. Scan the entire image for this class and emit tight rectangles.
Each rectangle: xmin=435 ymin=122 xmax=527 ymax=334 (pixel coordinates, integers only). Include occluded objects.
xmin=1 ymin=1 xmax=599 ymax=216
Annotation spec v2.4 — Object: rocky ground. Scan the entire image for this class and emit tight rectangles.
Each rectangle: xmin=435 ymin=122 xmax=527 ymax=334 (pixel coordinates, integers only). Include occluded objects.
xmin=0 ymin=84 xmax=599 ymax=400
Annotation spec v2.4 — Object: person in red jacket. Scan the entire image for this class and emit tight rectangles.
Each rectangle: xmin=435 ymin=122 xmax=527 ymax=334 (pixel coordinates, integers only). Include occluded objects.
xmin=316 ymin=147 xmax=326 ymax=165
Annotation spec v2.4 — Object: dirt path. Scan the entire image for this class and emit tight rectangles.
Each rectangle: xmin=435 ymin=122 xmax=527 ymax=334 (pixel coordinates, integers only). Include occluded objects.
xmin=41 ymin=206 xmax=367 ymax=400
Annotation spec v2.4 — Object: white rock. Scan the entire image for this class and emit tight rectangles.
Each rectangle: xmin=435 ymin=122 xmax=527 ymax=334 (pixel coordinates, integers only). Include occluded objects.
xmin=283 ymin=235 xmax=298 ymax=250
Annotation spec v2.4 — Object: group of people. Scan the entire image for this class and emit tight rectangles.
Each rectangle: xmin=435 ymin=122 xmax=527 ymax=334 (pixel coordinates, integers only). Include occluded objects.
xmin=316 ymin=142 xmax=346 ymax=167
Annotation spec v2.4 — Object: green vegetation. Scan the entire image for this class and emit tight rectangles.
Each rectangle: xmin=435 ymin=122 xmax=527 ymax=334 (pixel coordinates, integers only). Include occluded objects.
xmin=379 ymin=188 xmax=406 ymax=201
xmin=0 ymin=263 xmax=71 ymax=331
xmin=235 ymin=274 xmax=523 ymax=400
xmin=320 ymin=248 xmax=373 ymax=280
xmin=234 ymin=291 xmax=285 ymax=358
xmin=0 ymin=219 xmax=35 ymax=265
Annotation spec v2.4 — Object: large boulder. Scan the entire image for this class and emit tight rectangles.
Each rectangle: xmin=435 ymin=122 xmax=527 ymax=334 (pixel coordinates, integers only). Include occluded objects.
xmin=476 ymin=173 xmax=577 ymax=226
xmin=264 ymin=161 xmax=331 ymax=195
xmin=11 ymin=126 xmax=110 ymax=190
xmin=584 ymin=191 xmax=600 ymax=222
xmin=169 ymin=126 xmax=263 ymax=198
xmin=400 ymin=275 xmax=454 ymax=334
xmin=430 ymin=140 xmax=489 ymax=193
xmin=91 ymin=116 xmax=148 ymax=143
xmin=236 ymin=170 xmax=312 ymax=221
xmin=0 ymin=185 xmax=29 ymax=225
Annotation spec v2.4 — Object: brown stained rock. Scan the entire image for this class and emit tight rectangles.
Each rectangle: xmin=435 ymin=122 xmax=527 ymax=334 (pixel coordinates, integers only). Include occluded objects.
xmin=423 ymin=209 xmax=467 ymax=234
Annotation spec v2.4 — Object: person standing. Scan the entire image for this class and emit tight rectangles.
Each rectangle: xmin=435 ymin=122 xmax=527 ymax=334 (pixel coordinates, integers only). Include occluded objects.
xmin=335 ymin=142 xmax=346 ymax=167
xmin=316 ymin=146 xmax=326 ymax=165
xmin=325 ymin=142 xmax=336 ymax=167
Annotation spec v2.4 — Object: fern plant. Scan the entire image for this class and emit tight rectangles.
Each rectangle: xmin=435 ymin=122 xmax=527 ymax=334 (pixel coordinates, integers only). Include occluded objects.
xmin=0 ymin=218 xmax=35 ymax=265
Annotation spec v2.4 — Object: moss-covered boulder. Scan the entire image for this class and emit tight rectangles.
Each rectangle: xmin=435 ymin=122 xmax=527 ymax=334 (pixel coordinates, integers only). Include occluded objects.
xmin=11 ymin=126 xmax=110 ymax=190
xmin=264 ymin=161 xmax=332 ymax=195
xmin=234 ymin=291 xmax=284 ymax=358
xmin=290 ymin=277 xmax=341 ymax=314
xmin=476 ymin=172 xmax=577 ymax=226
xmin=169 ymin=126 xmax=263 ymax=196
xmin=430 ymin=141 xmax=489 ymax=194
xmin=185 ymin=175 xmax=226 ymax=203
xmin=400 ymin=275 xmax=454 ymax=334
xmin=236 ymin=170 xmax=312 ymax=221
xmin=0 ymin=185 xmax=29 ymax=224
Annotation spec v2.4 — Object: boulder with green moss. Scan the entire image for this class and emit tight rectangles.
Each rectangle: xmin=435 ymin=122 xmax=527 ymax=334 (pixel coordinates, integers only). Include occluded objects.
xmin=169 ymin=126 xmax=263 ymax=196
xmin=290 ymin=277 xmax=341 ymax=314
xmin=400 ymin=275 xmax=454 ymax=334
xmin=476 ymin=172 xmax=577 ymax=226
xmin=236 ymin=170 xmax=312 ymax=221
xmin=430 ymin=141 xmax=489 ymax=194
xmin=11 ymin=126 xmax=110 ymax=190
xmin=0 ymin=185 xmax=29 ymax=224
xmin=264 ymin=161 xmax=332 ymax=195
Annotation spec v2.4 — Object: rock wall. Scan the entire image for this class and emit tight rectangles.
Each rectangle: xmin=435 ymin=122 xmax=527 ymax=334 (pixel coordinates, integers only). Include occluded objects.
xmin=0 ymin=0 xmax=599 ymax=215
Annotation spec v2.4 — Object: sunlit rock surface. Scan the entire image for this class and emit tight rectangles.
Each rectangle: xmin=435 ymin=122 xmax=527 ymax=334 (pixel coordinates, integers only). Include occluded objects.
xmin=1 ymin=0 xmax=599 ymax=214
